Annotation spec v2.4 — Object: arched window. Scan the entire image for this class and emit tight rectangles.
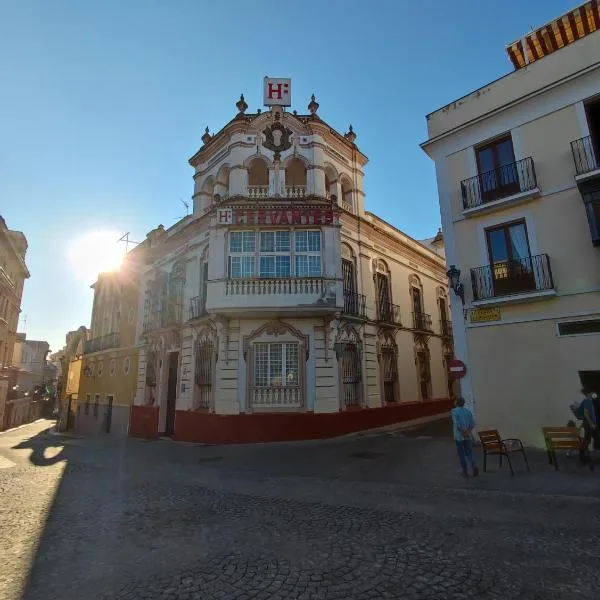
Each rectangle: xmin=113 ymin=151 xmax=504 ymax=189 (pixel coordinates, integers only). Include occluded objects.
xmin=336 ymin=324 xmax=362 ymax=409
xmin=285 ymin=158 xmax=307 ymax=198
xmin=340 ymin=175 xmax=353 ymax=212
xmin=324 ymin=165 xmax=337 ymax=200
xmin=374 ymin=259 xmax=393 ymax=323
xmin=214 ymin=165 xmax=230 ymax=198
xmin=248 ymin=157 xmax=269 ymax=192
xmin=409 ymin=274 xmax=430 ymax=331
xmin=379 ymin=332 xmax=399 ymax=404
xmin=415 ymin=340 xmax=432 ymax=401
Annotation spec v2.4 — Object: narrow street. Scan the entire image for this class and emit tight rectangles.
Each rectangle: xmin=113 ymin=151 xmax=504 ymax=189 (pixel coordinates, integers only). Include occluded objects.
xmin=1 ymin=419 xmax=599 ymax=600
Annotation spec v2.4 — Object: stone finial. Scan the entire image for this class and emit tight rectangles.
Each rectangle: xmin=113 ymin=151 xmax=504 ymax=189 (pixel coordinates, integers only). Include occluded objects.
xmin=344 ymin=125 xmax=357 ymax=143
xmin=308 ymin=94 xmax=319 ymax=115
xmin=236 ymin=94 xmax=248 ymax=113
xmin=201 ymin=127 xmax=212 ymax=144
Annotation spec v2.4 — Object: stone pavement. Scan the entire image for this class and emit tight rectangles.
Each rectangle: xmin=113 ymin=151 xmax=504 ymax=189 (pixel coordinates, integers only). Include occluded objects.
xmin=1 ymin=419 xmax=599 ymax=600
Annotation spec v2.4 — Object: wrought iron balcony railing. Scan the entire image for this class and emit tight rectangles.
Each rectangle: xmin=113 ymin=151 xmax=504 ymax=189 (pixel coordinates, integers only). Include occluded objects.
xmin=412 ymin=312 xmax=433 ymax=331
xmin=461 ymin=157 xmax=538 ymax=210
xmin=83 ymin=332 xmax=120 ymax=355
xmin=471 ymin=253 xmax=554 ymax=301
xmin=189 ymin=296 xmax=207 ymax=320
xmin=571 ymin=136 xmax=599 ymax=176
xmin=376 ymin=301 xmax=402 ymax=325
xmin=342 ymin=292 xmax=366 ymax=318
xmin=440 ymin=320 xmax=453 ymax=338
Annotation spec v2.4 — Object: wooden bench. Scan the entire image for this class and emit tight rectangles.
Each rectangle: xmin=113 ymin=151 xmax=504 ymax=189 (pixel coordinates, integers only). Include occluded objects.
xmin=542 ymin=427 xmax=594 ymax=472
xmin=478 ymin=429 xmax=530 ymax=476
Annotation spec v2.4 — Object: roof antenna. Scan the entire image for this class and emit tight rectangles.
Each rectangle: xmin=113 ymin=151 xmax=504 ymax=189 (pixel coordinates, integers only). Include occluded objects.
xmin=117 ymin=232 xmax=141 ymax=253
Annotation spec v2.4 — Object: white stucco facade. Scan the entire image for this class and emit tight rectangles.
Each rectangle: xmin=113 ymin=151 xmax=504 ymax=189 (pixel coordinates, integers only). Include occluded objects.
xmin=132 ymin=92 xmax=452 ymax=438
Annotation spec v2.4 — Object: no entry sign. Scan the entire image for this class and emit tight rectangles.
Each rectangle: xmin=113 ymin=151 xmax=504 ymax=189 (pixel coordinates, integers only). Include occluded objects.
xmin=448 ymin=358 xmax=467 ymax=379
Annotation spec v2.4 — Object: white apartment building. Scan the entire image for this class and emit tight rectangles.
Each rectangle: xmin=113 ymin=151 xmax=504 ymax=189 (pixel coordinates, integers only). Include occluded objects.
xmin=422 ymin=3 xmax=600 ymax=445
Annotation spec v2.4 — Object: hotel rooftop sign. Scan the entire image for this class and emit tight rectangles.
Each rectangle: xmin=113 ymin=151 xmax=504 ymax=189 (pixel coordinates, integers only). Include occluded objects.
xmin=263 ymin=77 xmax=291 ymax=107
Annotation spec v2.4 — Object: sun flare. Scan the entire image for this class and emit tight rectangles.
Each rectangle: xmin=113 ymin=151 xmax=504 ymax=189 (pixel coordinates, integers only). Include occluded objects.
xmin=68 ymin=230 xmax=125 ymax=282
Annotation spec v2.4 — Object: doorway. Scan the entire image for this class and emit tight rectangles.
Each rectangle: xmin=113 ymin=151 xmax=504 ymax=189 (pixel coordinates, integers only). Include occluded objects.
xmin=165 ymin=352 xmax=179 ymax=436
xmin=105 ymin=395 xmax=114 ymax=434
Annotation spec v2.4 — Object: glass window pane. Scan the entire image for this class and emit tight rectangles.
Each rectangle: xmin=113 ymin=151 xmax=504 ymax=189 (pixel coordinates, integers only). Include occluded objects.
xmin=230 ymin=257 xmax=241 ymax=278
xmin=496 ymin=139 xmax=515 ymax=166
xmin=308 ymin=255 xmax=321 ymax=276
xmin=260 ymin=256 xmax=275 ymax=278
xmin=260 ymin=231 xmax=274 ymax=253
xmin=269 ymin=343 xmax=283 ymax=386
xmin=285 ymin=343 xmax=299 ymax=386
xmin=229 ymin=232 xmax=242 ymax=253
xmin=242 ymin=232 xmax=256 ymax=252
xmin=295 ymin=231 xmax=308 ymax=253
xmin=254 ymin=343 xmax=268 ymax=387
xmin=275 ymin=231 xmax=291 ymax=252
xmin=508 ymin=224 xmax=530 ymax=261
xmin=295 ymin=255 xmax=308 ymax=277
xmin=307 ymin=231 xmax=321 ymax=252
xmin=477 ymin=147 xmax=495 ymax=173
xmin=276 ymin=256 xmax=291 ymax=277
xmin=487 ymin=229 xmax=508 ymax=263
xmin=242 ymin=255 xmax=255 ymax=277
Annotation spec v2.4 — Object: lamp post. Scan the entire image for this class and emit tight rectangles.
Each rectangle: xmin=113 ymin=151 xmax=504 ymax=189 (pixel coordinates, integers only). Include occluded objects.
xmin=446 ymin=265 xmax=465 ymax=305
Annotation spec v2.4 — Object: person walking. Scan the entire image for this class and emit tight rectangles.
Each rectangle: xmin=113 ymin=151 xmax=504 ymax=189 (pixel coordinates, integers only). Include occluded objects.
xmin=451 ymin=397 xmax=479 ymax=478
xmin=578 ymin=389 xmax=597 ymax=466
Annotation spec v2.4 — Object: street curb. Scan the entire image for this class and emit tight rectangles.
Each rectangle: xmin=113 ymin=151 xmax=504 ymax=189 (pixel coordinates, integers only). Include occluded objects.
xmin=0 ymin=418 xmax=48 ymax=436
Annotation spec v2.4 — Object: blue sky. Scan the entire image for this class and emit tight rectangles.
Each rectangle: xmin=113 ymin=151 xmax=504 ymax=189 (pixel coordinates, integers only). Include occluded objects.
xmin=0 ymin=0 xmax=576 ymax=352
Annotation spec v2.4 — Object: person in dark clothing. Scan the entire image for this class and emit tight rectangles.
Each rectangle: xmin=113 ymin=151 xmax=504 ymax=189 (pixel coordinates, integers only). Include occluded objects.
xmin=579 ymin=390 xmax=597 ymax=465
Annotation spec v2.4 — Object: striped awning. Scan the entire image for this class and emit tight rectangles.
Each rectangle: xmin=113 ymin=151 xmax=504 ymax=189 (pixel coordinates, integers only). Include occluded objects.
xmin=506 ymin=0 xmax=600 ymax=70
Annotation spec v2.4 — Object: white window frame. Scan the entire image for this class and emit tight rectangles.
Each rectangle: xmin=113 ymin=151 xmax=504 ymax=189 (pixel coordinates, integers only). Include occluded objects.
xmin=228 ymin=230 xmax=322 ymax=279
xmin=253 ymin=342 xmax=300 ymax=388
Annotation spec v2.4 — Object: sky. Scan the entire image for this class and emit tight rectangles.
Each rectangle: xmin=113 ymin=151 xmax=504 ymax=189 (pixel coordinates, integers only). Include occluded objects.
xmin=0 ymin=0 xmax=578 ymax=353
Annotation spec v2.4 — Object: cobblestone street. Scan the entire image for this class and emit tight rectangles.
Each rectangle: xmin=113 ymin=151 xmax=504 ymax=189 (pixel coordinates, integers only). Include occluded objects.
xmin=1 ymin=419 xmax=599 ymax=600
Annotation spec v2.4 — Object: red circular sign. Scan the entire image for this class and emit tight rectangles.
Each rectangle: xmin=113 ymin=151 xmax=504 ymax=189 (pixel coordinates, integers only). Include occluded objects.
xmin=448 ymin=358 xmax=467 ymax=379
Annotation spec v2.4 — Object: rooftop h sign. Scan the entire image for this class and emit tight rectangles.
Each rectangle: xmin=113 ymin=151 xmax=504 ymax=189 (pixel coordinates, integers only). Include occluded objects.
xmin=263 ymin=77 xmax=291 ymax=107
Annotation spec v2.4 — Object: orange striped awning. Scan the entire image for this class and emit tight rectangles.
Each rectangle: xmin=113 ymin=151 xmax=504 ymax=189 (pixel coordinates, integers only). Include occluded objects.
xmin=506 ymin=0 xmax=600 ymax=70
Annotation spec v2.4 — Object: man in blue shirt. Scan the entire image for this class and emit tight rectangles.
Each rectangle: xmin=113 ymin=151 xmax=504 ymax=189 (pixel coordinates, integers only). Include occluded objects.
xmin=579 ymin=389 xmax=597 ymax=465
xmin=451 ymin=397 xmax=479 ymax=477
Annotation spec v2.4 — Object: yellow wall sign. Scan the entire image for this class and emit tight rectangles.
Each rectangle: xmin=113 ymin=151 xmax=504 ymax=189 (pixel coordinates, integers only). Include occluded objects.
xmin=470 ymin=307 xmax=501 ymax=323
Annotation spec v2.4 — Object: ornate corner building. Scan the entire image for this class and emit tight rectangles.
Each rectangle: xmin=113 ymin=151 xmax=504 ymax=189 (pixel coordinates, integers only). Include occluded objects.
xmin=129 ymin=81 xmax=454 ymax=443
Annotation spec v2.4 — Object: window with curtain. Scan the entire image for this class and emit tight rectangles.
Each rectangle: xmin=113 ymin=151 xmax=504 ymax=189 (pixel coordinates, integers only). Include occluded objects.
xmin=228 ymin=230 xmax=321 ymax=279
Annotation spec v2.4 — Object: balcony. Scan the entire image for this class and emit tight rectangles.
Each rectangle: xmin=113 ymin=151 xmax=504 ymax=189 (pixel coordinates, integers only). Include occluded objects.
xmin=210 ymin=277 xmax=339 ymax=315
xmin=83 ymin=332 xmax=120 ymax=355
xmin=248 ymin=185 xmax=269 ymax=199
xmin=412 ymin=312 xmax=433 ymax=332
xmin=285 ymin=185 xmax=306 ymax=199
xmin=342 ymin=292 xmax=366 ymax=318
xmin=142 ymin=303 xmax=183 ymax=334
xmin=189 ymin=296 xmax=207 ymax=320
xmin=571 ymin=136 xmax=599 ymax=179
xmin=0 ymin=265 xmax=15 ymax=290
xmin=376 ymin=301 xmax=402 ymax=326
xmin=440 ymin=320 xmax=453 ymax=338
xmin=471 ymin=254 xmax=555 ymax=304
xmin=460 ymin=157 xmax=539 ymax=216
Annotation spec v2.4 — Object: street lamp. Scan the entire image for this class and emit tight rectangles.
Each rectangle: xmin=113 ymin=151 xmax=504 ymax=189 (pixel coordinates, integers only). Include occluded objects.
xmin=446 ymin=265 xmax=465 ymax=305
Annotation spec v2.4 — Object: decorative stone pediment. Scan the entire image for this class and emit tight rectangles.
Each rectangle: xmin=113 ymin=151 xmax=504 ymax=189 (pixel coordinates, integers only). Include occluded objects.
xmin=243 ymin=319 xmax=309 ymax=361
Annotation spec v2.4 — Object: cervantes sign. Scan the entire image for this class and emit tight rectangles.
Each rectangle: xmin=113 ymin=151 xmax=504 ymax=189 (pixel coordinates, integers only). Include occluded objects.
xmin=216 ymin=207 xmax=336 ymax=227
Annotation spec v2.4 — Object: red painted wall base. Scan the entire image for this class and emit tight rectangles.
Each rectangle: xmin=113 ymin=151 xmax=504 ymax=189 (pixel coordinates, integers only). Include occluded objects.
xmin=129 ymin=399 xmax=453 ymax=444
xmin=129 ymin=405 xmax=160 ymax=439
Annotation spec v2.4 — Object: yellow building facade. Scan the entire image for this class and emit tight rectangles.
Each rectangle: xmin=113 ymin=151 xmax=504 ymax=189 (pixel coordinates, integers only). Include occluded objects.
xmin=423 ymin=3 xmax=600 ymax=445
xmin=77 ymin=243 xmax=147 ymax=436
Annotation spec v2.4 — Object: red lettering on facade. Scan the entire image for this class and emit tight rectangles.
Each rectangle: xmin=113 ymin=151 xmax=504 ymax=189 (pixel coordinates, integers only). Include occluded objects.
xmin=291 ymin=211 xmax=302 ymax=224
xmin=257 ymin=211 xmax=266 ymax=225
xmin=279 ymin=211 xmax=289 ymax=225
xmin=269 ymin=211 xmax=279 ymax=225
xmin=323 ymin=210 xmax=334 ymax=225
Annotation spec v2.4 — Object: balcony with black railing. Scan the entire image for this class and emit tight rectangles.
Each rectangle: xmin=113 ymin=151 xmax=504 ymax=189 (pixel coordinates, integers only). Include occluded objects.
xmin=83 ymin=332 xmax=120 ymax=355
xmin=412 ymin=312 xmax=433 ymax=332
xmin=440 ymin=320 xmax=453 ymax=338
xmin=189 ymin=296 xmax=207 ymax=320
xmin=376 ymin=301 xmax=402 ymax=326
xmin=471 ymin=254 xmax=554 ymax=302
xmin=571 ymin=136 xmax=599 ymax=177
xmin=342 ymin=292 xmax=366 ymax=318
xmin=461 ymin=157 xmax=538 ymax=212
